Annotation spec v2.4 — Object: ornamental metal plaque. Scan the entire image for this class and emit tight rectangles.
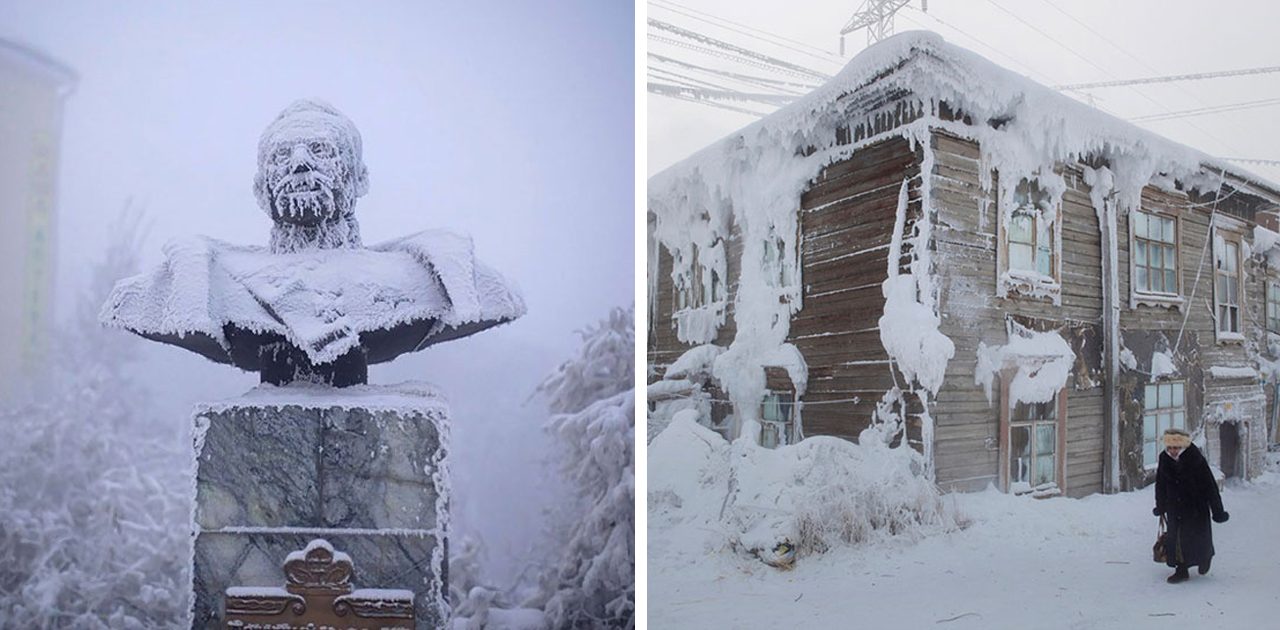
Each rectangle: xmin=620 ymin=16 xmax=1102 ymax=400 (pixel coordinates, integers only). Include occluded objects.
xmin=224 ymin=538 xmax=414 ymax=629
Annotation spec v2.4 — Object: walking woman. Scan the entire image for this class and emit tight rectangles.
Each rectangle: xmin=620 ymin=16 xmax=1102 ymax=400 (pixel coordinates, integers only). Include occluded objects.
xmin=1153 ymin=427 xmax=1229 ymax=583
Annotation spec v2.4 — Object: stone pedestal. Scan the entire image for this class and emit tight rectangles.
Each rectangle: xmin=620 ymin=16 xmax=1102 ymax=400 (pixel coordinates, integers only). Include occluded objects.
xmin=190 ymin=383 xmax=449 ymax=629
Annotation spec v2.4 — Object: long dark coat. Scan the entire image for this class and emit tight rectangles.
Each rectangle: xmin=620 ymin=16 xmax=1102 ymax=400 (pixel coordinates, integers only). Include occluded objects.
xmin=1154 ymin=443 xmax=1225 ymax=568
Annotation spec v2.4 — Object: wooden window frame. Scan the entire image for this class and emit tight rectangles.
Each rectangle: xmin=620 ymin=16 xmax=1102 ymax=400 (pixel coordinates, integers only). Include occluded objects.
xmin=1213 ymin=224 xmax=1245 ymax=341
xmin=1141 ymin=380 xmax=1187 ymax=470
xmin=998 ymin=372 xmax=1068 ymax=495
xmin=1129 ymin=208 xmax=1183 ymax=307
xmin=996 ymin=178 xmax=1062 ymax=302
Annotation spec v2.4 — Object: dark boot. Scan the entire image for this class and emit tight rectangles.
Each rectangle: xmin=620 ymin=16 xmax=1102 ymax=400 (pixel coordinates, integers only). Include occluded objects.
xmin=1167 ymin=565 xmax=1190 ymax=583
xmin=1198 ymin=557 xmax=1211 ymax=575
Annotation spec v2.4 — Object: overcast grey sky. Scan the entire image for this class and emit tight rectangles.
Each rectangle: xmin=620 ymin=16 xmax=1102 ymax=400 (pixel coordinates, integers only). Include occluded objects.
xmin=649 ymin=0 xmax=1280 ymax=184
xmin=0 ymin=0 xmax=633 ymax=581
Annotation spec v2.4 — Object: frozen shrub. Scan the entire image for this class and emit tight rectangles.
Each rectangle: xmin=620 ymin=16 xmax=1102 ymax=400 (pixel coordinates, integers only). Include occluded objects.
xmin=0 ymin=209 xmax=188 ymax=627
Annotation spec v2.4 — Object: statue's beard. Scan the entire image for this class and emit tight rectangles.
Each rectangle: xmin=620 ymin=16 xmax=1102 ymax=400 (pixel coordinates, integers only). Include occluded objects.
xmin=270 ymin=172 xmax=344 ymax=226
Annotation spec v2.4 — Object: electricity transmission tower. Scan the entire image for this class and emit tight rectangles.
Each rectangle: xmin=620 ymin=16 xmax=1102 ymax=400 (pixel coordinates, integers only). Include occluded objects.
xmin=840 ymin=0 xmax=924 ymax=55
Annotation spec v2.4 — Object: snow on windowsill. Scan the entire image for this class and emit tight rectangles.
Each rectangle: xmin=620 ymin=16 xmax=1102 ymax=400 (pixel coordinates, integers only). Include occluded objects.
xmin=1209 ymin=365 xmax=1258 ymax=380
xmin=1215 ymin=331 xmax=1246 ymax=345
xmin=998 ymin=269 xmax=1060 ymax=304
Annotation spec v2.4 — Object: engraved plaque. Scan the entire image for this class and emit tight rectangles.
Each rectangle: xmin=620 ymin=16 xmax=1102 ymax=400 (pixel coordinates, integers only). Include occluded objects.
xmin=224 ymin=538 xmax=414 ymax=629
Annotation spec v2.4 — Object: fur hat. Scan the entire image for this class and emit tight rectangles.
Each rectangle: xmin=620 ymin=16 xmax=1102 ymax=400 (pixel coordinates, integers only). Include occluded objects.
xmin=1163 ymin=428 xmax=1192 ymax=449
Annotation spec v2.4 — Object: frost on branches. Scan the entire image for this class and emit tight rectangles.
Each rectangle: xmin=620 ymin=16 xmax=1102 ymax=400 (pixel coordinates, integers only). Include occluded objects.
xmin=535 ymin=307 xmax=635 ymax=629
xmin=0 ymin=209 xmax=189 ymax=628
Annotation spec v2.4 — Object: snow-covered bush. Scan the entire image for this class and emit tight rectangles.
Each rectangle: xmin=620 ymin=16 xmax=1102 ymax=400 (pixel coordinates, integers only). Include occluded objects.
xmin=0 ymin=209 xmax=189 ymax=627
xmin=650 ymin=413 xmax=966 ymax=567
xmin=534 ymin=307 xmax=635 ymax=629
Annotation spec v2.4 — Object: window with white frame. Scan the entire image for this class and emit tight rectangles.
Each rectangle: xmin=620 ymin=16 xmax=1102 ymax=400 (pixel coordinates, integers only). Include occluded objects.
xmin=759 ymin=391 xmax=794 ymax=449
xmin=1214 ymin=236 xmax=1241 ymax=334
xmin=1005 ymin=179 xmax=1056 ymax=279
xmin=1142 ymin=381 xmax=1186 ymax=468
xmin=1133 ymin=210 xmax=1178 ymax=295
xmin=1268 ymin=282 xmax=1280 ymax=333
xmin=1007 ymin=398 xmax=1059 ymax=493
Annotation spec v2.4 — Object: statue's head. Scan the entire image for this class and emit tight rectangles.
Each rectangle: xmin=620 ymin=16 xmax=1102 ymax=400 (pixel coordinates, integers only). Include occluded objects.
xmin=254 ymin=100 xmax=369 ymax=240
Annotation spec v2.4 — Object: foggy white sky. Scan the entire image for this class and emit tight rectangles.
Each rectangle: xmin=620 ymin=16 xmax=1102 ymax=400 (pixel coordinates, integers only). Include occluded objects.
xmin=0 ymin=0 xmax=633 ymax=581
xmin=649 ymin=0 xmax=1280 ymax=184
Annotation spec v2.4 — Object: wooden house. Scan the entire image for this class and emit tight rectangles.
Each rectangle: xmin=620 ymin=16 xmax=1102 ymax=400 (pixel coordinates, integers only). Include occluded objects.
xmin=648 ymin=32 xmax=1280 ymax=497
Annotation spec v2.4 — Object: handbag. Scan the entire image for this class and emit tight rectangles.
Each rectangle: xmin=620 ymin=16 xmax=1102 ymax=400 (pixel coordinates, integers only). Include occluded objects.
xmin=1153 ymin=515 xmax=1167 ymax=563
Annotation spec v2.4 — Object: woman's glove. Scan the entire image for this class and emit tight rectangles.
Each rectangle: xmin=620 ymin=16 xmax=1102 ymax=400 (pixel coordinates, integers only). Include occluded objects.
xmin=1212 ymin=511 xmax=1229 ymax=523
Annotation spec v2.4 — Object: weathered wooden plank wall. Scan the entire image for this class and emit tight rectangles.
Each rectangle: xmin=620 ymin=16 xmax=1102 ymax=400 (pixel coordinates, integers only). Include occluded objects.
xmin=790 ymin=135 xmax=921 ymax=441
xmin=930 ymin=131 xmax=1105 ymax=497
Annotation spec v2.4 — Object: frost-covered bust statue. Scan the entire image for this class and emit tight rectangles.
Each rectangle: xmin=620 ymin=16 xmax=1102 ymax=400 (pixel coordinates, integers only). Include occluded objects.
xmin=101 ymin=100 xmax=525 ymax=386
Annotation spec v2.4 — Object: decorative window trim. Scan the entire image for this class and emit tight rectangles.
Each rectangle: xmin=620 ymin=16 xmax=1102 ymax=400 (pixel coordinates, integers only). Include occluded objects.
xmin=1141 ymin=380 xmax=1187 ymax=470
xmin=1128 ymin=207 xmax=1184 ymax=310
xmin=1212 ymin=220 xmax=1246 ymax=343
xmin=998 ymin=372 xmax=1068 ymax=496
xmin=996 ymin=178 xmax=1062 ymax=304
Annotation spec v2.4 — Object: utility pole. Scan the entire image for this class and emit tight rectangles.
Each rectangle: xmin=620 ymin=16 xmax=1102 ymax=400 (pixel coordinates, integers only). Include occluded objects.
xmin=840 ymin=0 xmax=923 ymax=56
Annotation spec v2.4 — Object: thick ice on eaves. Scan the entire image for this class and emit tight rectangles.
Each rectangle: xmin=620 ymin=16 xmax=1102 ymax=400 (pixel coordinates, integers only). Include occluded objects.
xmin=652 ymin=30 xmax=1279 ymax=208
xmin=100 ymin=229 xmax=526 ymax=366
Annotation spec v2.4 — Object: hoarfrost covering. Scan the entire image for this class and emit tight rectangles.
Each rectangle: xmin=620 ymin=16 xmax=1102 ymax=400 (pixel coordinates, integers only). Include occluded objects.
xmin=100 ymin=229 xmax=525 ymax=366
xmin=1150 ymin=350 xmax=1178 ymax=379
xmin=194 ymin=381 xmax=452 ymax=621
xmin=1253 ymin=225 xmax=1280 ymax=268
xmin=531 ymin=307 xmax=634 ymax=629
xmin=665 ymin=343 xmax=725 ymax=380
xmin=975 ymin=327 xmax=1076 ymax=405
xmin=649 ymin=414 xmax=963 ymax=562
xmin=650 ymin=31 xmax=1280 ymax=443
xmin=1209 ymin=366 xmax=1258 ymax=380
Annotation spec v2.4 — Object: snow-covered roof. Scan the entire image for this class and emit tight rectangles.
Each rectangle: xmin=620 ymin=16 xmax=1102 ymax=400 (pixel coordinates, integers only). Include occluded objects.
xmin=650 ymin=31 xmax=1280 ymax=203
xmin=100 ymin=229 xmax=525 ymax=369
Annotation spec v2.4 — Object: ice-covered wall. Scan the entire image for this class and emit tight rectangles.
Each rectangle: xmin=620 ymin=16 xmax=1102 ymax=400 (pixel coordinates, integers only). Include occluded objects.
xmin=649 ymin=31 xmax=1280 ymax=461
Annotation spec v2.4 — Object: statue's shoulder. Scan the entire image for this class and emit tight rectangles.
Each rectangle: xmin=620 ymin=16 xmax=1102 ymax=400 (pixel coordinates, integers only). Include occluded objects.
xmin=371 ymin=228 xmax=525 ymax=325
xmin=371 ymin=229 xmax=474 ymax=259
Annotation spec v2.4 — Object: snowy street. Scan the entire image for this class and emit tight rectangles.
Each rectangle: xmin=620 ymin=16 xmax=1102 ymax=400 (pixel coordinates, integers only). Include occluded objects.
xmin=651 ymin=465 xmax=1280 ymax=628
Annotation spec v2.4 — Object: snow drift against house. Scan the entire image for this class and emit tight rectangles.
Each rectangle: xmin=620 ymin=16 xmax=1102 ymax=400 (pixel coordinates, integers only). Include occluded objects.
xmin=100 ymin=229 xmax=525 ymax=367
xmin=649 ymin=414 xmax=964 ymax=565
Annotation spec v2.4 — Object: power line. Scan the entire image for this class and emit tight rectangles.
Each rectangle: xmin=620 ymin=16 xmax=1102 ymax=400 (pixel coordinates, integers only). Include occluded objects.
xmin=1035 ymin=0 xmax=1259 ymax=156
xmin=647 ymin=82 xmax=797 ymax=107
xmin=1131 ymin=96 xmax=1280 ymax=123
xmin=983 ymin=0 xmax=1245 ymax=156
xmin=650 ymin=53 xmax=819 ymax=94
xmin=983 ymin=0 xmax=1113 ymax=79
xmin=649 ymin=0 xmax=844 ymax=67
xmin=899 ymin=6 xmax=1056 ymax=87
xmin=646 ymin=83 xmax=766 ymax=118
xmin=1055 ymin=65 xmax=1280 ymax=91
xmin=649 ymin=19 xmax=831 ymax=81
xmin=649 ymin=32 xmax=823 ymax=82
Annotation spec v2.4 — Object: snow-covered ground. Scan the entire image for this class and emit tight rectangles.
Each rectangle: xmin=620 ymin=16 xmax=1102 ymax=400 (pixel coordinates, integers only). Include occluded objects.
xmin=651 ymin=456 xmax=1280 ymax=628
